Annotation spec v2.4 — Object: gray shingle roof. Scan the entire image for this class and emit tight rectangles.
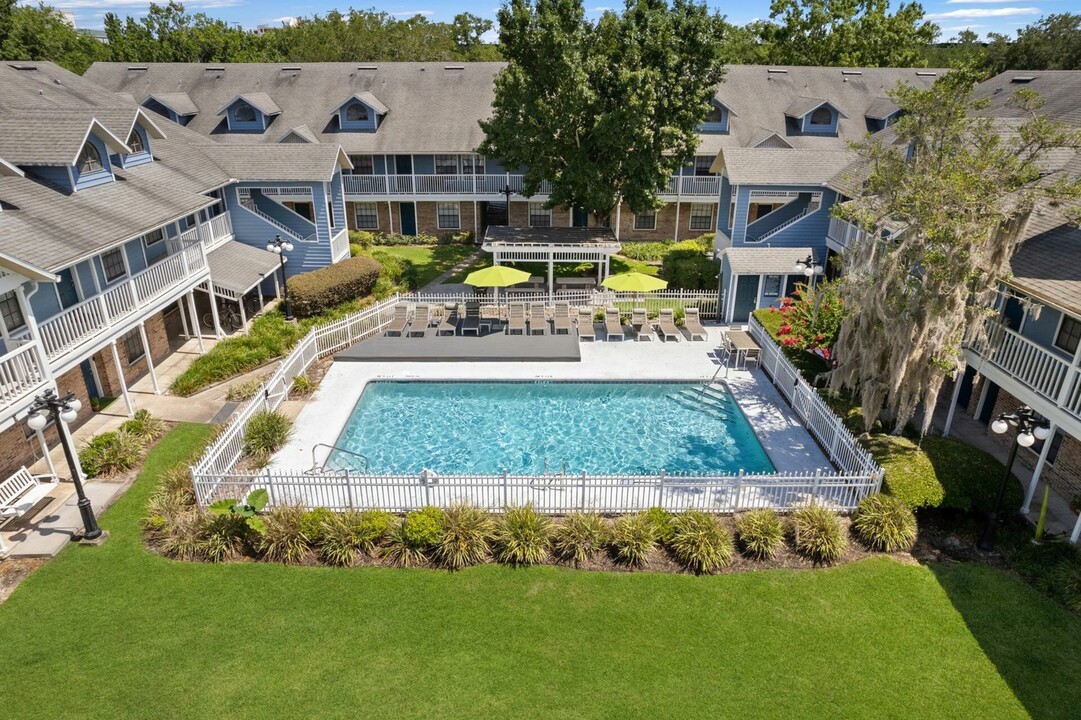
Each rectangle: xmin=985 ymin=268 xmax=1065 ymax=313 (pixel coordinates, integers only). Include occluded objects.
xmin=210 ymin=144 xmax=350 ymax=181
xmin=207 ymin=241 xmax=281 ymax=294
xmin=865 ymin=97 xmax=900 ymax=120
xmin=716 ymin=148 xmax=857 ymax=186
xmin=278 ymin=124 xmax=319 ymax=144
xmin=1006 ymin=207 xmax=1081 ymax=317
xmin=723 ymin=246 xmax=815 ymax=275
xmin=150 ymin=92 xmax=199 ymax=116
xmin=335 ymin=91 xmax=389 ymax=116
xmin=975 ymin=70 xmax=1081 ymax=127
xmin=784 ymin=97 xmax=848 ymax=119
xmin=0 ymin=114 xmax=129 ymax=165
xmin=216 ymin=92 xmax=282 ymax=117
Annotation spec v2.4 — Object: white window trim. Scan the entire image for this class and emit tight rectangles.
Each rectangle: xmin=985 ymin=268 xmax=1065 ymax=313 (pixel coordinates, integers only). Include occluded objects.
xmin=528 ymin=203 xmax=552 ymax=228
xmin=1053 ymin=313 xmax=1081 ymax=355
xmin=353 ymin=202 xmax=379 ymax=230
xmin=99 ymin=246 xmax=130 ymax=286
xmin=688 ymin=204 xmax=714 ymax=232
xmin=437 ymin=202 xmax=461 ymax=230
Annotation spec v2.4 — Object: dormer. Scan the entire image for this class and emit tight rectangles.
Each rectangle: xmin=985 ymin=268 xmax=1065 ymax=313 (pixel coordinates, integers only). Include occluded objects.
xmin=215 ymin=93 xmax=281 ymax=133
xmin=111 ymin=110 xmax=167 ymax=169
xmin=785 ymin=98 xmax=847 ymax=136
xmin=864 ymin=98 xmax=901 ymax=133
xmin=278 ymin=125 xmax=318 ymax=144
xmin=143 ymin=93 xmax=198 ymax=126
xmin=700 ymin=97 xmax=732 ymax=134
xmin=332 ymin=92 xmax=388 ymax=132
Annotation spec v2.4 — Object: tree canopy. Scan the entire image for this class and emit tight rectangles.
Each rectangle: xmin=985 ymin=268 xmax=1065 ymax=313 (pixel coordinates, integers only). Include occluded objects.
xmin=479 ymin=0 xmax=726 ymax=222
xmin=829 ymin=72 xmax=1081 ymax=435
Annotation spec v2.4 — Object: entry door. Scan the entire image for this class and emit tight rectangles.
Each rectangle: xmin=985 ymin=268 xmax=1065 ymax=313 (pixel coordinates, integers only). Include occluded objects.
xmin=399 ymin=202 xmax=417 ymax=236
xmin=394 ymin=155 xmax=413 ymax=175
xmin=57 ymin=268 xmax=80 ymax=309
xmin=732 ymin=275 xmax=760 ymax=323
xmin=784 ymin=275 xmax=801 ymax=298
xmin=572 ymin=207 xmax=588 ymax=227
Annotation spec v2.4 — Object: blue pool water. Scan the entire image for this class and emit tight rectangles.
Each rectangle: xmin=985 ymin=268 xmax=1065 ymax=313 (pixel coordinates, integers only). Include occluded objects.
xmin=329 ymin=381 xmax=774 ymax=475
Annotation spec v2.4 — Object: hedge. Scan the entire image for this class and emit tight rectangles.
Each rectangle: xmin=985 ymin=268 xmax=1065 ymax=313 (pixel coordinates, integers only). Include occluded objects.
xmin=660 ymin=240 xmax=718 ymax=290
xmin=348 ymin=230 xmax=474 ymax=247
xmin=286 ymin=256 xmax=382 ymax=318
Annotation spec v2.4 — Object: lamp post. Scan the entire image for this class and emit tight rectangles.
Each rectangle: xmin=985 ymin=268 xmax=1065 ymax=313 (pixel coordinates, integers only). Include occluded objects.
xmin=793 ymin=253 xmax=824 ymax=288
xmin=981 ymin=405 xmax=1051 ymax=551
xmin=266 ymin=234 xmax=295 ymax=321
xmin=26 ymin=389 xmax=102 ymax=541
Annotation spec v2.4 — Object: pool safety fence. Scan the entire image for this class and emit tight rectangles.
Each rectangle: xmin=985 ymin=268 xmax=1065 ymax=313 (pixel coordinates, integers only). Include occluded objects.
xmin=190 ymin=292 xmax=881 ymax=512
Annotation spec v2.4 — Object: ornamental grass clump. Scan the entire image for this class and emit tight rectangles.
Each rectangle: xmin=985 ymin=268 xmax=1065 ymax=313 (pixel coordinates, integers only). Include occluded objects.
xmin=318 ymin=509 xmax=395 ymax=567
xmin=551 ymin=512 xmax=610 ymax=566
xmin=736 ymin=508 xmax=786 ymax=560
xmin=79 ymin=429 xmax=145 ymax=478
xmin=609 ymin=513 xmax=656 ymax=567
xmin=852 ymin=493 xmax=918 ymax=552
xmin=669 ymin=511 xmax=733 ymax=574
xmin=643 ymin=507 xmax=675 ymax=545
xmin=433 ymin=504 xmax=494 ymax=570
xmin=790 ymin=505 xmax=848 ymax=564
xmin=382 ymin=506 xmax=446 ymax=567
xmin=494 ymin=505 xmax=551 ymax=566
xmin=258 ymin=505 xmax=311 ymax=564
xmin=242 ymin=410 xmax=292 ymax=467
xmin=119 ymin=409 xmax=166 ymax=442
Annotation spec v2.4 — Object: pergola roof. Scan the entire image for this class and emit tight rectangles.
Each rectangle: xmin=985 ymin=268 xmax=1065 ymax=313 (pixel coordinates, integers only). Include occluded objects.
xmin=207 ymin=241 xmax=281 ymax=296
xmin=483 ymin=225 xmax=620 ymax=249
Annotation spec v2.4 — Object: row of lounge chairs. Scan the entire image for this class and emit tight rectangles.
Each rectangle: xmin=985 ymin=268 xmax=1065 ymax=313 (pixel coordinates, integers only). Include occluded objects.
xmin=591 ymin=307 xmax=707 ymax=342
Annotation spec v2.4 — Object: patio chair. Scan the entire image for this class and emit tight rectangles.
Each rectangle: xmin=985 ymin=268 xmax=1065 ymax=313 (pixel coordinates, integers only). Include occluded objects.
xmin=461 ymin=302 xmax=482 ymax=336
xmin=507 ymin=303 xmax=527 ymax=335
xmin=604 ymin=307 xmax=624 ymax=341
xmin=654 ymin=308 xmax=680 ymax=342
xmin=384 ymin=303 xmax=411 ymax=336
xmin=631 ymin=308 xmax=655 ymax=342
xmin=408 ymin=304 xmax=431 ymax=337
xmin=553 ymin=302 xmax=572 ymax=335
xmin=577 ymin=308 xmax=596 ymax=341
xmin=684 ymin=307 xmax=708 ymax=342
xmin=528 ymin=303 xmax=549 ymax=335
xmin=437 ymin=303 xmax=459 ymax=336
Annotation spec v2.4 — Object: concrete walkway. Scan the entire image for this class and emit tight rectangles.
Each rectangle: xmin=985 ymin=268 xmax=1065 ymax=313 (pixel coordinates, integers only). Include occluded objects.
xmin=418 ymin=247 xmax=485 ymax=293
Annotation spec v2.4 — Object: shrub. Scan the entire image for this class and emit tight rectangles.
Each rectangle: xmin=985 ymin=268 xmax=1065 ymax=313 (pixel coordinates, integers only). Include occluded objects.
xmin=853 ymin=493 xmax=918 ymax=552
xmin=874 ymin=435 xmax=1021 ymax=513
xmin=286 ymin=255 xmax=382 ymax=318
xmin=318 ymin=511 xmax=368 ymax=567
xmin=382 ymin=519 xmax=426 ymax=567
xmin=259 ymin=505 xmax=311 ymax=564
xmin=369 ymin=249 xmax=418 ymax=290
xmin=348 ymin=230 xmax=375 ymax=249
xmin=201 ymin=513 xmax=248 ymax=562
xmin=670 ymin=511 xmax=734 ymax=574
xmin=382 ymin=507 xmax=446 ymax=567
xmin=643 ymin=507 xmax=675 ymax=545
xmin=119 ymin=409 xmax=166 ymax=442
xmin=620 ymin=241 xmax=673 ymax=262
xmin=790 ymin=505 xmax=848 ymax=564
xmin=660 ymin=241 xmax=717 ymax=290
xmin=79 ymin=429 xmax=144 ymax=478
xmin=226 ymin=377 xmax=264 ymax=402
xmin=736 ymin=508 xmax=785 ymax=560
xmin=159 ymin=510 xmax=211 ymax=561
xmin=610 ymin=513 xmax=656 ymax=567
xmin=552 ymin=513 xmax=610 ymax=565
xmin=433 ymin=504 xmax=493 ymax=570
xmin=494 ymin=505 xmax=552 ymax=566
xmin=290 ymin=374 xmax=314 ymax=396
xmin=358 ymin=509 xmax=395 ymax=545
xmin=371 ymin=231 xmax=440 ymax=246
xmin=442 ymin=231 xmax=475 ymax=245
xmin=299 ymin=507 xmax=335 ymax=544
xmin=242 ymin=410 xmax=292 ymax=466
xmin=1052 ymin=561 xmax=1081 ymax=612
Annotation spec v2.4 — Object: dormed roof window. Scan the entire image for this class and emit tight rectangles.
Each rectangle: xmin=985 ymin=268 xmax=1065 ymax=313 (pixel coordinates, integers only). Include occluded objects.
xmin=76 ymin=141 xmax=103 ymax=175
xmin=334 ymin=92 xmax=388 ymax=132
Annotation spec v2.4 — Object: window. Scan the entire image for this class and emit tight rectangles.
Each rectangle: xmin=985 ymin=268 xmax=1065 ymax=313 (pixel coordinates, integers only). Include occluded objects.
xmin=127 ymin=129 xmax=145 ymax=154
xmin=121 ymin=328 xmax=144 ymax=365
xmin=101 ymin=248 xmax=126 ymax=283
xmin=694 ymin=156 xmax=714 ymax=176
xmin=183 ymin=214 xmax=198 ymax=229
xmin=809 ymin=106 xmax=833 ymax=125
xmin=528 ymin=202 xmax=551 ymax=228
xmin=345 ymin=102 xmax=369 ymax=122
xmin=76 ymin=142 xmax=103 ymax=175
xmin=0 ymin=291 xmax=25 ymax=333
xmin=706 ymin=104 xmax=724 ymax=123
xmin=143 ymin=228 xmax=164 ymax=247
xmin=689 ymin=203 xmax=713 ymax=231
xmin=437 ymin=202 xmax=461 ymax=230
xmin=350 ymin=154 xmax=374 ymax=174
xmin=435 ymin=154 xmax=459 ymax=175
xmin=354 ymin=202 xmax=378 ymax=229
xmin=633 ymin=209 xmax=656 ymax=231
xmin=1055 ymin=316 xmax=1081 ymax=355
xmin=233 ymin=102 xmax=256 ymax=122
xmin=462 ymin=154 xmax=485 ymax=175
xmin=763 ymin=275 xmax=782 ymax=297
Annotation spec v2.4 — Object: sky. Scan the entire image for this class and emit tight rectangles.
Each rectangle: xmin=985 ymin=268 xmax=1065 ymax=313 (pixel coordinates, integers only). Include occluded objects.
xmin=41 ymin=0 xmax=1081 ymax=38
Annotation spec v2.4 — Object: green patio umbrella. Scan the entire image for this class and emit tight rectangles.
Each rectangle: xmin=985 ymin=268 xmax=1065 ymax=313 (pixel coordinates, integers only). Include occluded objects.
xmin=601 ymin=272 xmax=668 ymax=293
xmin=464 ymin=265 xmax=532 ymax=307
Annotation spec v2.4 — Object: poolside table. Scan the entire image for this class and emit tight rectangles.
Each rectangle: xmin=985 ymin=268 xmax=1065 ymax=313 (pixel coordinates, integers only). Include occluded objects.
xmin=726 ymin=329 xmax=760 ymax=370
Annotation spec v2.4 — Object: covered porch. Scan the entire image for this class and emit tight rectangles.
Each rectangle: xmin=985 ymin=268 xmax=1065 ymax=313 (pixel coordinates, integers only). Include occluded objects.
xmin=197 ymin=241 xmax=284 ymax=337
xmin=481 ymin=226 xmax=622 ymax=297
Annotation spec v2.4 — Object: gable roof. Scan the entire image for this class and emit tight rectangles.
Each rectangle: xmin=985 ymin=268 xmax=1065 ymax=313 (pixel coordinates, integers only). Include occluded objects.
xmin=714 ymin=148 xmax=857 ymax=185
xmin=334 ymin=91 xmax=389 ymax=116
xmin=148 ymin=92 xmax=199 ymax=117
xmin=864 ymin=97 xmax=900 ymax=120
xmin=209 ymin=144 xmax=351 ymax=181
xmin=784 ymin=97 xmax=848 ymax=120
xmin=975 ymin=70 xmax=1081 ymax=127
xmin=278 ymin=124 xmax=319 ymax=144
xmin=749 ymin=127 xmax=792 ymax=149
xmin=0 ymin=114 xmax=130 ymax=166
xmin=215 ymin=92 xmax=282 ymax=117
xmin=1007 ymin=207 xmax=1081 ymax=318
xmin=0 ymin=157 xmax=23 ymax=177
xmin=711 ymin=94 xmax=737 ymax=116
xmin=723 ymin=246 xmax=815 ymax=275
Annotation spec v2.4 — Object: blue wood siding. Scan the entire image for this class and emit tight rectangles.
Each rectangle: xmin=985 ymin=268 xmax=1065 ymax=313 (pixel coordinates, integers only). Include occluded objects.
xmin=799 ymin=105 xmax=839 ymax=135
xmin=28 ymin=165 xmax=73 ymax=192
xmin=73 ymin=133 xmax=114 ymax=190
xmin=28 ymin=282 xmax=61 ymax=321
xmin=124 ymin=238 xmax=147 ymax=274
xmin=115 ymin=123 xmax=153 ymax=168
xmin=225 ymin=101 xmax=268 ymax=132
xmin=226 ymin=182 xmax=333 ymax=276
xmin=699 ymin=102 xmax=729 ymax=133
xmin=338 ymin=101 xmax=378 ymax=131
xmin=729 ymin=184 xmax=835 ymax=261
xmin=74 ymin=261 xmax=96 ymax=297
xmin=329 ymin=173 xmax=347 ymax=239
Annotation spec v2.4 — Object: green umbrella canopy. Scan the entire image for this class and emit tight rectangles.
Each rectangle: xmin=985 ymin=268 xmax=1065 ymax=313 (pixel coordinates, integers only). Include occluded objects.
xmin=601 ymin=272 xmax=669 ymax=293
xmin=464 ymin=265 xmax=532 ymax=287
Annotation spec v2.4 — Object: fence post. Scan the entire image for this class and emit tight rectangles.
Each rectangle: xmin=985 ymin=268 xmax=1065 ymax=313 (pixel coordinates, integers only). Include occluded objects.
xmin=734 ymin=469 xmax=744 ymax=512
xmin=502 ymin=468 xmax=508 ymax=509
xmin=421 ymin=470 xmax=431 ymax=506
xmin=265 ymin=468 xmax=275 ymax=507
xmin=580 ymin=470 xmax=587 ymax=512
xmin=811 ymin=468 xmax=822 ymax=505
xmin=345 ymin=470 xmax=354 ymax=510
xmin=656 ymin=468 xmax=665 ymax=507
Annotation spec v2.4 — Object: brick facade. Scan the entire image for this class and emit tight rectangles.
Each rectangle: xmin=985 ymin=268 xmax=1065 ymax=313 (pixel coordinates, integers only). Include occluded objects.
xmin=91 ymin=310 xmax=173 ymax=398
xmin=0 ymin=364 xmax=92 ymax=481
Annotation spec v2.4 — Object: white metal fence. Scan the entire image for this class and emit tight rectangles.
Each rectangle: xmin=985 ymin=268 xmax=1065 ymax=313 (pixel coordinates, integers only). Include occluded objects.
xmin=190 ymin=294 xmax=881 ymax=513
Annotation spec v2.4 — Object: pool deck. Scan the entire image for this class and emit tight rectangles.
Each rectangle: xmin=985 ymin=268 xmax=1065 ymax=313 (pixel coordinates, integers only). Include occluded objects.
xmin=336 ymin=328 xmax=581 ymax=362
xmin=274 ymin=327 xmax=832 ymax=475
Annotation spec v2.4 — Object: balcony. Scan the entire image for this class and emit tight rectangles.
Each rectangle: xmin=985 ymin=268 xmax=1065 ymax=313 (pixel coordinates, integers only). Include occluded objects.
xmin=658 ymin=176 xmax=722 ymax=197
xmin=0 ymin=339 xmax=51 ymax=420
xmin=342 ymin=174 xmax=720 ymax=199
xmin=826 ymin=217 xmax=871 ymax=251
xmin=167 ymin=213 xmax=235 ymax=254
xmin=966 ymin=317 xmax=1081 ymax=433
xmin=29 ymin=245 xmax=210 ymax=372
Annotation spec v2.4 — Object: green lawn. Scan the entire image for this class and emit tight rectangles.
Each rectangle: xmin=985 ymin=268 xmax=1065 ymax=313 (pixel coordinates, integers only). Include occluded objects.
xmin=375 ymin=244 xmax=477 ymax=288
xmin=2 ymin=425 xmax=1080 ymax=719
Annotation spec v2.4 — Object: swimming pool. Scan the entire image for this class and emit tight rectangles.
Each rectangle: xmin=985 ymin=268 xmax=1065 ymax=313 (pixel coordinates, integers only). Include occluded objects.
xmin=329 ymin=381 xmax=774 ymax=475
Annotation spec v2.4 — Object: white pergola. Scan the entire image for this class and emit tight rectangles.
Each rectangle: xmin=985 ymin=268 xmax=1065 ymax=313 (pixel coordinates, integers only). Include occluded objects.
xmin=481 ymin=226 xmax=622 ymax=296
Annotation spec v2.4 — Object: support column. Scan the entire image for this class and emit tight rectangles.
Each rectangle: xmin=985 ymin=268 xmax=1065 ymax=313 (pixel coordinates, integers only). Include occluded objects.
xmin=177 ymin=296 xmax=190 ymax=339
xmin=208 ymin=285 xmax=224 ymax=339
xmin=674 ymin=199 xmax=682 ymax=242
xmin=137 ymin=321 xmax=160 ymax=395
xmin=36 ymin=428 xmax=56 ymax=477
xmin=186 ymin=292 xmax=205 ymax=353
xmin=109 ymin=340 xmax=135 ymax=417
xmin=614 ymin=202 xmax=621 ymax=241
xmin=473 ymin=200 xmax=479 ymax=237
xmin=238 ymin=295 xmax=248 ymax=334
xmin=943 ymin=368 xmax=965 ymax=438
xmin=1073 ymin=510 xmax=1081 ymax=544
xmin=548 ymin=256 xmax=554 ymax=300
xmin=973 ymin=380 xmax=991 ymax=422
xmin=387 ymin=200 xmax=395 ymax=234
xmin=1021 ymin=423 xmax=1057 ymax=513
xmin=273 ymin=272 xmax=281 ymax=300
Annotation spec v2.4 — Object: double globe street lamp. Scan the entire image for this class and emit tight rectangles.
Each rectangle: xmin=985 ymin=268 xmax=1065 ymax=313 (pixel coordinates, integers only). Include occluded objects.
xmin=26 ymin=389 xmax=103 ymax=541
xmin=793 ymin=254 xmax=824 ymax=286
xmin=980 ymin=405 xmax=1052 ymax=551
xmin=267 ymin=234 xmax=295 ymax=322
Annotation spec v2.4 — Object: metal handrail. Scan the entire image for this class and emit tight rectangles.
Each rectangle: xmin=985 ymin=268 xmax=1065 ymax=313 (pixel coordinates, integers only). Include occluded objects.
xmin=309 ymin=443 xmax=369 ymax=473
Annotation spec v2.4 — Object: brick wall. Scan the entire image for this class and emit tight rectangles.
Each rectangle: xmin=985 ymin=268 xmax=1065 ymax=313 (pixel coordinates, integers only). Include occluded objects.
xmin=92 ymin=310 xmax=172 ymax=398
xmin=414 ymin=201 xmax=477 ymax=237
xmin=0 ymin=364 xmax=92 ymax=481
xmin=505 ymin=200 xmax=717 ymax=241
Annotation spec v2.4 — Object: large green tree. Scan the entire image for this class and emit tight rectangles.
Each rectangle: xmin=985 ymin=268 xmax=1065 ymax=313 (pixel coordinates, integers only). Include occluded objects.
xmin=1 ymin=3 xmax=106 ymax=73
xmin=479 ymin=0 xmax=725 ymax=223
xmin=984 ymin=14 xmax=1081 ymax=73
xmin=103 ymin=2 xmax=274 ymax=63
xmin=829 ymin=71 xmax=1081 ymax=435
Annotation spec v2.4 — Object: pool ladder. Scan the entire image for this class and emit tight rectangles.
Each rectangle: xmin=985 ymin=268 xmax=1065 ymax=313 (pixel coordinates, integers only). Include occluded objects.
xmin=309 ymin=443 xmax=370 ymax=474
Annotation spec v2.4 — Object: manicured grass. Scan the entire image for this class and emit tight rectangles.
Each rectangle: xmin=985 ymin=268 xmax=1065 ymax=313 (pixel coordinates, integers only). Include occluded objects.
xmin=375 ymin=244 xmax=477 ymax=288
xmin=1 ymin=426 xmax=1079 ymax=719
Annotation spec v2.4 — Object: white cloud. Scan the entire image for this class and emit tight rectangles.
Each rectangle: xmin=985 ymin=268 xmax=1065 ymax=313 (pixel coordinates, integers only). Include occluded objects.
xmin=390 ymin=10 xmax=434 ymax=17
xmin=480 ymin=28 xmax=499 ymax=43
xmin=49 ymin=0 xmax=242 ymax=7
xmin=265 ymin=16 xmax=295 ymax=24
xmin=926 ymin=7 xmax=1041 ymax=19
xmin=946 ymin=0 xmax=1021 ymax=3
xmin=943 ymin=23 xmax=988 ymax=30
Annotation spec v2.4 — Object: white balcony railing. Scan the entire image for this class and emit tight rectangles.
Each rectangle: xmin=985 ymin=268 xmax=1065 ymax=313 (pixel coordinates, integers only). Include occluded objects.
xmin=827 ymin=216 xmax=872 ymax=250
xmin=0 ymin=339 xmax=50 ymax=413
xmin=34 ymin=245 xmax=208 ymax=364
xmin=331 ymin=228 xmax=350 ymax=262
xmin=167 ymin=214 xmax=234 ymax=254
xmin=342 ymin=173 xmax=716 ymax=198
xmin=968 ymin=317 xmax=1081 ymax=424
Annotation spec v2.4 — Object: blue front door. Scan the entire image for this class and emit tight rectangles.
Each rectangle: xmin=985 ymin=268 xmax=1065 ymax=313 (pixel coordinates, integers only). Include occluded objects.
xmin=57 ymin=268 xmax=80 ymax=309
xmin=732 ymin=275 xmax=760 ymax=323
xmin=400 ymin=202 xmax=417 ymax=236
